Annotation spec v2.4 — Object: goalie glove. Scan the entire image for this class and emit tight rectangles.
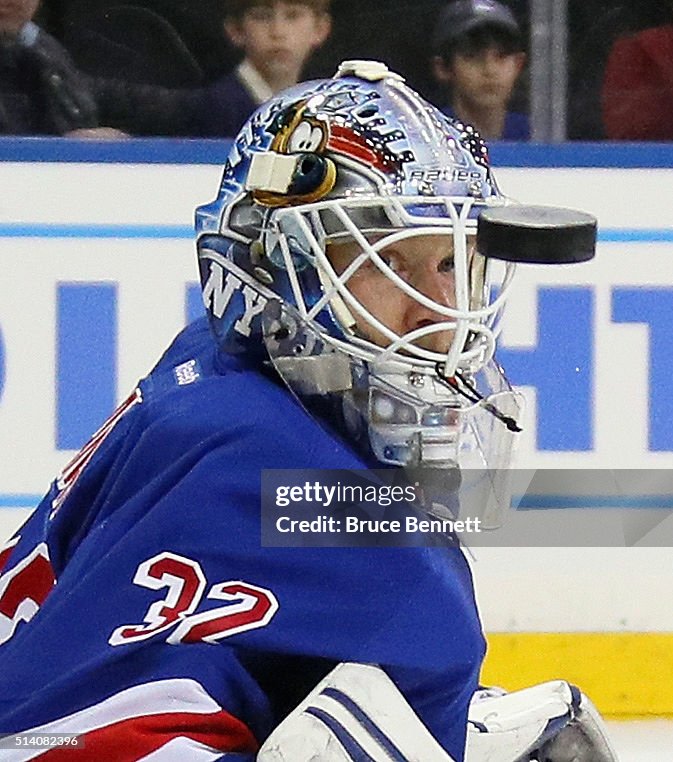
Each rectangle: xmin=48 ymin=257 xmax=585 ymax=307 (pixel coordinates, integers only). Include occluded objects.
xmin=535 ymin=689 xmax=619 ymax=762
xmin=465 ymin=681 xmax=619 ymax=762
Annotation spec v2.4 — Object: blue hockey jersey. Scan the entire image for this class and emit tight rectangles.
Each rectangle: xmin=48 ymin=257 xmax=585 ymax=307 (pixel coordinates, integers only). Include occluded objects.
xmin=0 ymin=318 xmax=484 ymax=761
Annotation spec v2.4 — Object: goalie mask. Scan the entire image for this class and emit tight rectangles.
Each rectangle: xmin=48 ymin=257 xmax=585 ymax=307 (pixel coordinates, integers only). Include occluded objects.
xmin=195 ymin=60 xmax=596 ymax=525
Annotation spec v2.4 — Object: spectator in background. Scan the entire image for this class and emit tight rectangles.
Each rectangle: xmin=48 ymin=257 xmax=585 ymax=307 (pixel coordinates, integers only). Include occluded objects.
xmin=303 ymin=1 xmax=445 ymax=95
xmin=0 ymin=0 xmax=124 ymax=137
xmin=430 ymin=0 xmax=529 ymax=141
xmin=602 ymin=14 xmax=673 ymax=141
xmin=194 ymin=0 xmax=332 ymax=137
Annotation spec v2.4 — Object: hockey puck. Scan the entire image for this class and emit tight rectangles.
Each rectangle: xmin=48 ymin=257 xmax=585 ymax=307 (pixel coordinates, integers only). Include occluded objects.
xmin=477 ymin=205 xmax=597 ymax=264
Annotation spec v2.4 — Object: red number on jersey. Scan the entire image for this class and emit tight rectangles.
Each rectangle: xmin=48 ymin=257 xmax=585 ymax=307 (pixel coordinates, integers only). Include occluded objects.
xmin=109 ymin=552 xmax=278 ymax=646
xmin=0 ymin=543 xmax=55 ymax=645
xmin=108 ymin=552 xmax=206 ymax=645
xmin=168 ymin=581 xmax=279 ymax=645
xmin=0 ymin=536 xmax=19 ymax=575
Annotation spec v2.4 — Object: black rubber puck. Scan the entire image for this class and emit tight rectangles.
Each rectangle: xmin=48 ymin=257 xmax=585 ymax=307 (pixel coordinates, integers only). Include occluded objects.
xmin=477 ymin=205 xmax=597 ymax=264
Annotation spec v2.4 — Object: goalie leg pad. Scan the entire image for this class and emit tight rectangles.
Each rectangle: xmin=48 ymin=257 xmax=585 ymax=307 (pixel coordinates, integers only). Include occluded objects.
xmin=257 ymin=662 xmax=457 ymax=762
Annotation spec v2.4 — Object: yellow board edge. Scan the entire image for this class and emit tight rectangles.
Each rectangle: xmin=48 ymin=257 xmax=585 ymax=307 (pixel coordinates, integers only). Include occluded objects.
xmin=482 ymin=632 xmax=673 ymax=718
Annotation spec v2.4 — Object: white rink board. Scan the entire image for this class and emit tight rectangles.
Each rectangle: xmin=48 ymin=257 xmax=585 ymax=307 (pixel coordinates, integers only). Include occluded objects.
xmin=1 ymin=158 xmax=673 ymax=631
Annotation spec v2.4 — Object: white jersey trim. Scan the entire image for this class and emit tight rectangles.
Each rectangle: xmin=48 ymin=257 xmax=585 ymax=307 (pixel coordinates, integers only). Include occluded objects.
xmin=1 ymin=679 xmax=228 ymax=761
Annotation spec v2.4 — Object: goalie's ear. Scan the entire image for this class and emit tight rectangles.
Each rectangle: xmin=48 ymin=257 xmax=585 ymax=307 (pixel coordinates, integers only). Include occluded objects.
xmin=256 ymin=662 xmax=457 ymax=762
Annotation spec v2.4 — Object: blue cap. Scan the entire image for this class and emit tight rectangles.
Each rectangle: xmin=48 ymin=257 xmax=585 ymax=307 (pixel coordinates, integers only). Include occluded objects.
xmin=433 ymin=0 xmax=521 ymax=53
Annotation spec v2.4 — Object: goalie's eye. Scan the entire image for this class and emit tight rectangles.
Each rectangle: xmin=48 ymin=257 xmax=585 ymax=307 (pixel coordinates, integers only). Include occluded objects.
xmin=437 ymin=255 xmax=456 ymax=273
xmin=379 ymin=251 xmax=409 ymax=278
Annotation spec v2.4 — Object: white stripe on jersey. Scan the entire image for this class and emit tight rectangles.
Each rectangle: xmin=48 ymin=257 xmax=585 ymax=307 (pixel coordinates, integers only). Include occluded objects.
xmin=137 ymin=737 xmax=228 ymax=762
xmin=0 ymin=679 xmax=225 ymax=761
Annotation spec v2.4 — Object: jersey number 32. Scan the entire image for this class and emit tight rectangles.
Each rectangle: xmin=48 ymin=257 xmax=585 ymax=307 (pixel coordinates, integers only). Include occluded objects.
xmin=109 ymin=551 xmax=279 ymax=646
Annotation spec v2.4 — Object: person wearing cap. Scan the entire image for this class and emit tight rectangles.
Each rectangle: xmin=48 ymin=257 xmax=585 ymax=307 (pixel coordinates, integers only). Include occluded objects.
xmin=431 ymin=0 xmax=529 ymax=141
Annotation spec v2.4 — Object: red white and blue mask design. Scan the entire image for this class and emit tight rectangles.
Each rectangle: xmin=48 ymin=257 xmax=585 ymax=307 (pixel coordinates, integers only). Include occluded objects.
xmin=195 ymin=62 xmax=522 ymax=492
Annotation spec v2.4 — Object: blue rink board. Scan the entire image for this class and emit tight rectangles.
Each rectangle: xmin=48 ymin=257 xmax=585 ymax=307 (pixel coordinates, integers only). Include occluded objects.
xmin=5 ymin=493 xmax=673 ymax=512
xmin=0 ymin=139 xmax=671 ymax=243
xmin=0 ymin=223 xmax=669 ymax=242
xmin=0 ymin=136 xmax=673 ymax=168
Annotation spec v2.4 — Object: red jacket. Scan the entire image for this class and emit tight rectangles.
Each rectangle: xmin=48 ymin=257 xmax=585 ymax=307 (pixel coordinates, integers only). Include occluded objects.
xmin=602 ymin=24 xmax=673 ymax=140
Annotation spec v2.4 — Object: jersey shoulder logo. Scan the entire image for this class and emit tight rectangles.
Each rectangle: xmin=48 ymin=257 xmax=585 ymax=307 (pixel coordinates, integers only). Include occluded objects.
xmin=173 ymin=359 xmax=201 ymax=386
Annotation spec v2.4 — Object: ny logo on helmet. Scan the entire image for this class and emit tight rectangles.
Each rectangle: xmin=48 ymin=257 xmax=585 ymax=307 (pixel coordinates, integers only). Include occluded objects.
xmin=201 ymin=257 xmax=269 ymax=338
